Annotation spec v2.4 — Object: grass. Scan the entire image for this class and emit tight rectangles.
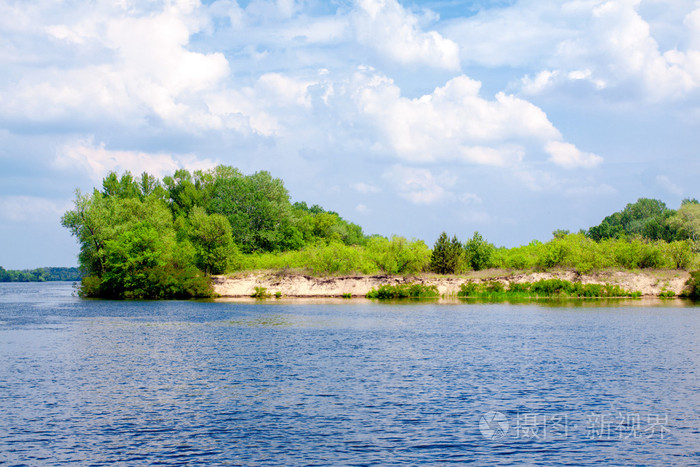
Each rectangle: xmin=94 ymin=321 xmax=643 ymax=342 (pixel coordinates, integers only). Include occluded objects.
xmin=366 ymin=283 xmax=440 ymax=299
xmin=457 ymin=279 xmax=641 ymax=299
xmin=251 ymin=286 xmax=270 ymax=298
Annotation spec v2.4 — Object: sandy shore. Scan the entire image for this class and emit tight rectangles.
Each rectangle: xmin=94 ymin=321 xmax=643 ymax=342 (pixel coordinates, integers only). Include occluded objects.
xmin=212 ymin=269 xmax=691 ymax=298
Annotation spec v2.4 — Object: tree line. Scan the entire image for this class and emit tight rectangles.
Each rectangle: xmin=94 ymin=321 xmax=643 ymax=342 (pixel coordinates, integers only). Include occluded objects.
xmin=0 ymin=267 xmax=82 ymax=282
xmin=61 ymin=168 xmax=700 ymax=299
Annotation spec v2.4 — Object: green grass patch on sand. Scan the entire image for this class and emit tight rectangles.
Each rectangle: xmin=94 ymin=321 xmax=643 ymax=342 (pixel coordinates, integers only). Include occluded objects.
xmin=366 ymin=283 xmax=440 ymax=299
xmin=458 ymin=278 xmax=641 ymax=299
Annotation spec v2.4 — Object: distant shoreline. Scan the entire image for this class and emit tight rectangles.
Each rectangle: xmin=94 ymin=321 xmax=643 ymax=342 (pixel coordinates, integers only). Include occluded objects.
xmin=212 ymin=269 xmax=691 ymax=298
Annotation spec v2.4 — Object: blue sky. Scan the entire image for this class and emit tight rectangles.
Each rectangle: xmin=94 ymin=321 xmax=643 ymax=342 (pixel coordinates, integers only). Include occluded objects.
xmin=1 ymin=0 xmax=699 ymax=269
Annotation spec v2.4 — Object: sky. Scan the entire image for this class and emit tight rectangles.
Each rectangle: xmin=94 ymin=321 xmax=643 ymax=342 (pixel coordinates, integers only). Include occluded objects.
xmin=2 ymin=0 xmax=700 ymax=269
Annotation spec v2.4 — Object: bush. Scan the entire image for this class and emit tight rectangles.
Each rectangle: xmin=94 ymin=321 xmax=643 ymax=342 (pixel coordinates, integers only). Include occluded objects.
xmin=366 ymin=283 xmax=439 ymax=299
xmin=251 ymin=286 xmax=269 ymax=298
xmin=457 ymin=279 xmax=638 ymax=299
xmin=366 ymin=236 xmax=430 ymax=275
xmin=681 ymin=271 xmax=700 ymax=298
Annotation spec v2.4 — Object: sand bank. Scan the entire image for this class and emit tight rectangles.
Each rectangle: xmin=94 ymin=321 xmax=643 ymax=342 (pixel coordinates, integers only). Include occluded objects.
xmin=212 ymin=269 xmax=690 ymax=298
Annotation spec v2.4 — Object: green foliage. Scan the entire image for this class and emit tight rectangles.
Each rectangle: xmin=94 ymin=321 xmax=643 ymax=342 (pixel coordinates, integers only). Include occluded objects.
xmin=342 ymin=293 xmax=352 ymax=299
xmin=667 ymin=202 xmax=700 ymax=241
xmin=458 ymin=279 xmax=639 ymax=298
xmin=292 ymin=202 xmax=366 ymax=246
xmin=251 ymin=286 xmax=269 ymax=298
xmin=366 ymin=283 xmax=439 ymax=299
xmin=239 ymin=242 xmax=377 ymax=275
xmin=681 ymin=271 xmax=700 ymax=298
xmin=209 ymin=170 xmax=299 ymax=253
xmin=492 ymin=232 xmax=692 ymax=272
xmin=188 ymin=207 xmax=234 ymax=275
xmin=62 ymin=188 xmax=213 ymax=299
xmin=587 ymin=198 xmax=675 ymax=241
xmin=464 ymin=232 xmax=495 ymax=271
xmin=659 ymin=289 xmax=675 ymax=298
xmin=430 ymin=232 xmax=464 ymax=274
xmin=366 ymin=236 xmax=430 ymax=274
xmin=0 ymin=267 xmax=81 ymax=282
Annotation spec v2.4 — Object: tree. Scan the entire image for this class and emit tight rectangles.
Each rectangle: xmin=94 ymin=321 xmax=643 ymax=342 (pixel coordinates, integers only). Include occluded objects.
xmin=587 ymin=198 xmax=675 ymax=241
xmin=188 ymin=207 xmax=234 ymax=275
xmin=208 ymin=170 xmax=298 ymax=253
xmin=667 ymin=202 xmax=700 ymax=242
xmin=430 ymin=232 xmax=463 ymax=274
xmin=62 ymin=182 xmax=212 ymax=299
xmin=61 ymin=190 xmax=112 ymax=275
xmin=465 ymin=231 xmax=495 ymax=271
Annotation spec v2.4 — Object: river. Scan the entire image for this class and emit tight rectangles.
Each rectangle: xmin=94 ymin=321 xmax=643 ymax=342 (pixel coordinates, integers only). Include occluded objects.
xmin=1 ymin=282 xmax=699 ymax=465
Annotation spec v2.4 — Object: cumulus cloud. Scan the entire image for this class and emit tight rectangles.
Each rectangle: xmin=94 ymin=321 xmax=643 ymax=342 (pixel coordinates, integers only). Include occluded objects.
xmin=352 ymin=0 xmax=460 ymax=70
xmin=447 ymin=1 xmax=700 ymax=101
xmin=382 ymin=165 xmax=456 ymax=205
xmin=545 ymin=141 xmax=603 ymax=169
xmin=348 ymin=69 xmax=597 ymax=169
xmin=1 ymin=0 xmax=229 ymax=128
xmin=54 ymin=140 xmax=217 ymax=181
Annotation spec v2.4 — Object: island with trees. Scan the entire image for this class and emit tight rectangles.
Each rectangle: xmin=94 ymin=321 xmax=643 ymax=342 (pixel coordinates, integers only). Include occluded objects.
xmin=60 ymin=166 xmax=700 ymax=299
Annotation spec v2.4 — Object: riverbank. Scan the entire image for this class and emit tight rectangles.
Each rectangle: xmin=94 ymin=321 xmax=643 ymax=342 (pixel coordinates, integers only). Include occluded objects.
xmin=212 ymin=269 xmax=690 ymax=298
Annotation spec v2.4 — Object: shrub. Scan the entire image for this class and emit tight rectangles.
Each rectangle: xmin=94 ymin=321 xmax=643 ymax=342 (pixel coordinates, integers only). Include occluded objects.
xmin=366 ymin=236 xmax=431 ymax=274
xmin=681 ymin=271 xmax=700 ymax=298
xmin=251 ymin=286 xmax=269 ymax=298
xmin=366 ymin=283 xmax=439 ymax=299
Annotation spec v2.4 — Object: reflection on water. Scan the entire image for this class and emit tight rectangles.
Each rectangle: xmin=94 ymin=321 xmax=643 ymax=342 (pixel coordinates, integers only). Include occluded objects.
xmin=1 ymin=282 xmax=699 ymax=465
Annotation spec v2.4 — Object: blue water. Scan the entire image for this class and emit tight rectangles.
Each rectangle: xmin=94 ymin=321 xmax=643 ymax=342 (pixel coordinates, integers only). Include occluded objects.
xmin=1 ymin=282 xmax=699 ymax=465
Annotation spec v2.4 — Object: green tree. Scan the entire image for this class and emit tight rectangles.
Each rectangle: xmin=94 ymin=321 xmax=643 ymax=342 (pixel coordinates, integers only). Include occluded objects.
xmin=188 ymin=207 xmax=234 ymax=275
xmin=587 ymin=198 xmax=675 ymax=241
xmin=62 ymin=181 xmax=212 ymax=299
xmin=465 ymin=231 xmax=495 ymax=271
xmin=667 ymin=202 xmax=700 ymax=241
xmin=163 ymin=169 xmax=204 ymax=219
xmin=209 ymin=170 xmax=298 ymax=252
xmin=430 ymin=232 xmax=463 ymax=274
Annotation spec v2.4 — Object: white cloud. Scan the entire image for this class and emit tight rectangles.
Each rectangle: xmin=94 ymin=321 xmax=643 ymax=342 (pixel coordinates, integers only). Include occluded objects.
xmin=655 ymin=175 xmax=684 ymax=196
xmin=54 ymin=140 xmax=217 ymax=181
xmin=1 ymin=1 xmax=230 ymax=128
xmin=353 ymin=182 xmax=381 ymax=194
xmin=443 ymin=1 xmax=572 ymax=67
xmin=521 ymin=70 xmax=560 ymax=94
xmin=0 ymin=196 xmax=70 ymax=223
xmin=355 ymin=203 xmax=370 ymax=214
xmin=446 ymin=1 xmax=700 ymax=101
xmin=352 ymin=71 xmax=559 ymax=164
xmin=352 ymin=0 xmax=460 ymax=70
xmin=382 ymin=165 xmax=455 ymax=205
xmin=545 ymin=141 xmax=603 ymax=169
